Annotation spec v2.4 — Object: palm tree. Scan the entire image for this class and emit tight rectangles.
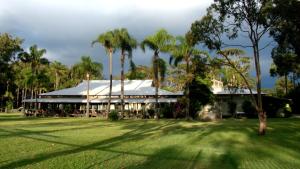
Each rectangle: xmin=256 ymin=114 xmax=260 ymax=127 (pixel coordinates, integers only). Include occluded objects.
xmin=18 ymin=45 xmax=48 ymax=109
xmin=92 ymin=32 xmax=118 ymax=115
xmin=72 ymin=56 xmax=103 ymax=80
xmin=50 ymin=61 xmax=68 ymax=90
xmin=169 ymin=34 xmax=207 ymax=119
xmin=141 ymin=29 xmax=174 ymax=119
xmin=115 ymin=28 xmax=137 ymax=116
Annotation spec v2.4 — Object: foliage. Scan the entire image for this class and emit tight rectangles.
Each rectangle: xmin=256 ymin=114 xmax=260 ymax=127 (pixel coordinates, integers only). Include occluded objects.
xmin=274 ymin=77 xmax=293 ymax=97
xmin=159 ymin=103 xmax=173 ymax=118
xmin=188 ymin=56 xmax=214 ymax=118
xmin=262 ymin=96 xmax=292 ymax=117
xmin=49 ymin=61 xmax=69 ymax=90
xmin=242 ymin=100 xmax=257 ymax=118
xmin=227 ymin=101 xmax=237 ymax=116
xmin=214 ymin=49 xmax=255 ymax=93
xmin=0 ymin=33 xmax=23 ymax=103
xmin=270 ymin=0 xmax=300 ymax=58
xmin=287 ymin=85 xmax=300 ymax=114
xmin=71 ymin=56 xmax=103 ymax=81
xmin=126 ymin=65 xmax=153 ymax=80
xmin=108 ymin=110 xmax=119 ymax=121
xmin=147 ymin=109 xmax=155 ymax=118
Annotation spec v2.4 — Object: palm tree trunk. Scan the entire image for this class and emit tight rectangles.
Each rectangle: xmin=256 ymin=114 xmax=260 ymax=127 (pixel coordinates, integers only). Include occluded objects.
xmin=34 ymin=89 xmax=37 ymax=110
xmin=86 ymin=74 xmax=90 ymax=117
xmin=185 ymin=58 xmax=190 ymax=119
xmin=23 ymin=88 xmax=27 ymax=108
xmin=107 ymin=50 xmax=113 ymax=117
xmin=30 ymin=88 xmax=33 ymax=109
xmin=55 ymin=71 xmax=59 ymax=90
xmin=120 ymin=51 xmax=125 ymax=117
xmin=154 ymin=52 xmax=159 ymax=119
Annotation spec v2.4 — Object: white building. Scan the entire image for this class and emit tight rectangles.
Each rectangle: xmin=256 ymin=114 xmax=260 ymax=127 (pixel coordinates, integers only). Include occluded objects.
xmin=23 ymin=80 xmax=182 ymax=114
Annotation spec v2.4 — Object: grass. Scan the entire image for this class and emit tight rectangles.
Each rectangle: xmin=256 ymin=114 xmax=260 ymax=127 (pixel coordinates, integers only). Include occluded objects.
xmin=0 ymin=113 xmax=300 ymax=169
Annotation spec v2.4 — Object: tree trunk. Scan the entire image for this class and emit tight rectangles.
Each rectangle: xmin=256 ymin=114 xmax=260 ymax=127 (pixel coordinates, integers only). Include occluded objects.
xmin=253 ymin=43 xmax=266 ymax=135
xmin=120 ymin=51 xmax=125 ymax=117
xmin=107 ymin=50 xmax=113 ymax=118
xmin=55 ymin=71 xmax=59 ymax=90
xmin=23 ymin=88 xmax=27 ymax=108
xmin=21 ymin=88 xmax=24 ymax=108
xmin=34 ymin=90 xmax=37 ymax=110
xmin=86 ymin=74 xmax=90 ymax=117
xmin=16 ymin=87 xmax=20 ymax=108
xmin=31 ymin=89 xmax=33 ymax=109
xmin=284 ymin=73 xmax=288 ymax=95
xmin=154 ymin=52 xmax=159 ymax=119
xmin=185 ymin=57 xmax=190 ymax=120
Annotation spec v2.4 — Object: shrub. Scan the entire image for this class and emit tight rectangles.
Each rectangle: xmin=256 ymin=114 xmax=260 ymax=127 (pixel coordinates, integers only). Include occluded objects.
xmin=160 ymin=103 xmax=173 ymax=118
xmin=242 ymin=100 xmax=257 ymax=118
xmin=276 ymin=104 xmax=292 ymax=118
xmin=227 ymin=101 xmax=237 ymax=116
xmin=262 ymin=96 xmax=292 ymax=117
xmin=287 ymin=86 xmax=300 ymax=114
xmin=147 ymin=109 xmax=155 ymax=118
xmin=108 ymin=110 xmax=119 ymax=121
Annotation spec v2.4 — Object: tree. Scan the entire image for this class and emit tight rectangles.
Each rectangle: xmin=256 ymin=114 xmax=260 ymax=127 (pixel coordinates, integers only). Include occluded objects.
xmin=216 ymin=50 xmax=254 ymax=93
xmin=0 ymin=33 xmax=23 ymax=108
xmin=164 ymin=64 xmax=186 ymax=92
xmin=71 ymin=56 xmax=103 ymax=80
xmin=214 ymin=49 xmax=256 ymax=117
xmin=92 ymin=31 xmax=118 ymax=115
xmin=49 ymin=61 xmax=69 ymax=90
xmin=270 ymin=0 xmax=300 ymax=58
xmin=115 ymin=28 xmax=137 ymax=116
xmin=18 ymin=45 xmax=49 ymax=109
xmin=189 ymin=55 xmax=214 ymax=118
xmin=274 ymin=77 xmax=293 ymax=97
xmin=126 ymin=65 xmax=153 ymax=80
xmin=270 ymin=47 xmax=298 ymax=95
xmin=190 ymin=0 xmax=274 ymax=135
xmin=169 ymin=34 xmax=208 ymax=119
xmin=141 ymin=29 xmax=174 ymax=119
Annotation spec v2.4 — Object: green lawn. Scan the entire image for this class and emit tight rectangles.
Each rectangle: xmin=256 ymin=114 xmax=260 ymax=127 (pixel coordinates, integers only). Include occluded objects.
xmin=0 ymin=113 xmax=299 ymax=169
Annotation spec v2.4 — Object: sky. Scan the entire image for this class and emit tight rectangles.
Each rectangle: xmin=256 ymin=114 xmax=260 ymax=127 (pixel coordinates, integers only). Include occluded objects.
xmin=0 ymin=0 xmax=276 ymax=88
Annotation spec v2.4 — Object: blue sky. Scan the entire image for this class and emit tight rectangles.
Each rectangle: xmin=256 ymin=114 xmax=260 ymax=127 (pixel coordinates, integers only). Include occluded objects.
xmin=0 ymin=0 xmax=275 ymax=88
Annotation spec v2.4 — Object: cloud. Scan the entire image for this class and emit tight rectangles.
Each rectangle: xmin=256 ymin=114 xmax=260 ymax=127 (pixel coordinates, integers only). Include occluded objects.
xmin=0 ymin=0 xmax=275 ymax=87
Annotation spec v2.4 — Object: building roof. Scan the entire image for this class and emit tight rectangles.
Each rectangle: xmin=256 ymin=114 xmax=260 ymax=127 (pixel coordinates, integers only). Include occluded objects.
xmin=40 ymin=80 xmax=182 ymax=96
xmin=214 ymin=88 xmax=263 ymax=95
xmin=23 ymin=98 xmax=178 ymax=103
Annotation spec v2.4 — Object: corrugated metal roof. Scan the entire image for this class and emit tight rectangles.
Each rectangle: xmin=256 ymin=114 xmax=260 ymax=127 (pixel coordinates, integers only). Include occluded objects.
xmin=23 ymin=98 xmax=178 ymax=103
xmin=40 ymin=80 xmax=182 ymax=96
xmin=214 ymin=88 xmax=264 ymax=95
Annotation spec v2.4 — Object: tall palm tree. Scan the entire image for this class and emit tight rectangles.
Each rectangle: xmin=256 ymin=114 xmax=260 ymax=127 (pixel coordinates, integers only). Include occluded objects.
xmin=169 ymin=34 xmax=207 ymax=119
xmin=115 ymin=28 xmax=137 ymax=116
xmin=18 ymin=45 xmax=48 ymax=109
xmin=141 ymin=29 xmax=174 ymax=119
xmin=92 ymin=31 xmax=118 ymax=115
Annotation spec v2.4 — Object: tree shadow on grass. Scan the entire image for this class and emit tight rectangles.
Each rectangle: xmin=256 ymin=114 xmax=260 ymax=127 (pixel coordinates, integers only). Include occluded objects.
xmin=0 ymin=121 xmax=177 ymax=169
xmin=1 ymin=118 xmax=299 ymax=169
